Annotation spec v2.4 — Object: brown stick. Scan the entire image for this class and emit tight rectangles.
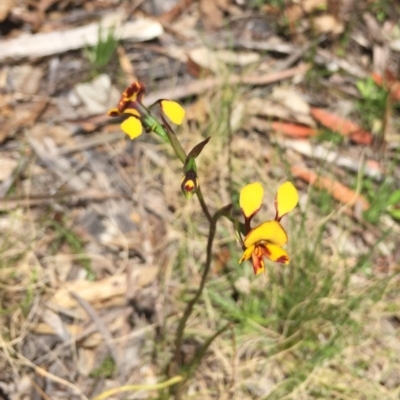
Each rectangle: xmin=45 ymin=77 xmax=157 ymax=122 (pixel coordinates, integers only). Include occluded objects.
xmin=144 ymin=63 xmax=310 ymax=105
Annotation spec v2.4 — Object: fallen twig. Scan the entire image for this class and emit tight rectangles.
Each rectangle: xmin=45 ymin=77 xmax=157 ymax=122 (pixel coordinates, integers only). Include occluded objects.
xmin=291 ymin=165 xmax=370 ymax=210
xmin=0 ymin=190 xmax=126 ymax=211
xmin=69 ymin=292 xmax=120 ymax=367
xmin=144 ymin=63 xmax=310 ymax=105
xmin=0 ymin=13 xmax=163 ymax=61
xmin=275 ymin=137 xmax=383 ymax=181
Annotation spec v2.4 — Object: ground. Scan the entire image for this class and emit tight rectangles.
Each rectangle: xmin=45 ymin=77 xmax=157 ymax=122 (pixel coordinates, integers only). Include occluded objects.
xmin=0 ymin=0 xmax=400 ymax=399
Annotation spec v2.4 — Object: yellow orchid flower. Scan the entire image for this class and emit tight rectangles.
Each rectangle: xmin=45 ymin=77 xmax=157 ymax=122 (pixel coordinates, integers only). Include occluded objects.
xmin=107 ymin=82 xmax=185 ymax=140
xmin=239 ymin=181 xmax=299 ymax=275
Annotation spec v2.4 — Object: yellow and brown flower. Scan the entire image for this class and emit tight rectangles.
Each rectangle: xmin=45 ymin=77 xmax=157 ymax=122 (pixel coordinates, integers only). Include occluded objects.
xmin=238 ymin=181 xmax=299 ymax=275
xmin=108 ymin=81 xmax=185 ymax=140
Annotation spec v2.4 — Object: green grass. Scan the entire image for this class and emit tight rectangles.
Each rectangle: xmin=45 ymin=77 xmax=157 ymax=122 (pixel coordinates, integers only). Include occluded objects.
xmin=89 ymin=356 xmax=116 ymax=379
xmin=356 ymin=76 xmax=388 ymax=132
xmin=48 ymin=218 xmax=95 ymax=280
xmin=84 ymin=24 xmax=119 ymax=76
xmin=368 ymin=0 xmax=394 ymax=22
xmin=249 ymin=0 xmax=285 ymax=9
xmin=362 ymin=176 xmax=400 ymax=223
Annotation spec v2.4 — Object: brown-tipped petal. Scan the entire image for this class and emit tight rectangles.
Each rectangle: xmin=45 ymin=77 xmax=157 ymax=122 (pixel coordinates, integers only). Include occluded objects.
xmin=261 ymin=243 xmax=289 ymax=264
xmin=275 ymin=181 xmax=299 ymax=221
xmin=240 ymin=182 xmax=264 ymax=219
xmin=160 ymin=100 xmax=185 ymax=125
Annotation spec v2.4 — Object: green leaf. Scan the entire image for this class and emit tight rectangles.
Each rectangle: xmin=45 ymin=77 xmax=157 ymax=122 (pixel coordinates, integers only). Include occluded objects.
xmin=388 ymin=208 xmax=400 ymax=221
xmin=387 ymin=190 xmax=400 ymax=206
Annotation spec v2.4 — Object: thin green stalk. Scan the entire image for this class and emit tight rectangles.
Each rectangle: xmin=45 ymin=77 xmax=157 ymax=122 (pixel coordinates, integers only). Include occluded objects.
xmin=160 ymin=115 xmax=213 ymax=223
xmin=173 ymin=214 xmax=217 ymax=367
xmin=226 ymin=98 xmax=234 ymax=198
xmin=159 ymin=115 xmax=186 ymax=163
xmin=196 ymin=186 xmax=213 ymax=223
xmin=156 ymin=109 xmax=224 ymax=397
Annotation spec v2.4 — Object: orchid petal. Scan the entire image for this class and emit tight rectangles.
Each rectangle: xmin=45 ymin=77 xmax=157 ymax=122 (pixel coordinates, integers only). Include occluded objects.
xmin=239 ymin=245 xmax=255 ymax=264
xmin=240 ymin=182 xmax=264 ymax=219
xmin=244 ymin=220 xmax=287 ymax=248
xmin=261 ymin=243 xmax=289 ymax=264
xmin=160 ymin=100 xmax=185 ymax=125
xmin=275 ymin=181 xmax=299 ymax=221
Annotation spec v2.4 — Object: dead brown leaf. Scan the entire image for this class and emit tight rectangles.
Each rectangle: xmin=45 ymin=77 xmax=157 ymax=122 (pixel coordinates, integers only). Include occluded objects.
xmin=30 ymin=123 xmax=73 ymax=146
xmin=311 ymin=107 xmax=373 ymax=145
xmin=0 ymin=98 xmax=48 ymax=144
xmin=304 ymin=0 xmax=327 ymax=12
xmin=199 ymin=0 xmax=230 ymax=30
xmin=158 ymin=0 xmax=195 ymax=24
xmin=49 ymin=275 xmax=126 ymax=311
xmin=291 ymin=165 xmax=370 ymax=210
xmin=9 ymin=65 xmax=44 ymax=95
xmin=188 ymin=47 xmax=259 ymax=75
xmin=145 ymin=63 xmax=310 ymax=105
xmin=117 ymin=45 xmax=137 ymax=84
xmin=185 ymin=98 xmax=210 ymax=123
xmin=271 ymin=122 xmax=317 ymax=138
xmin=0 ymin=156 xmax=17 ymax=182
xmin=245 ymin=98 xmax=314 ymax=127
xmin=313 ymin=14 xmax=344 ymax=35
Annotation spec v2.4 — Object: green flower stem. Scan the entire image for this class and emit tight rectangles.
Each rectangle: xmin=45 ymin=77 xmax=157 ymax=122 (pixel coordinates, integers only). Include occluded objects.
xmin=157 ymin=115 xmax=187 ymax=164
xmin=159 ymin=115 xmax=213 ymax=223
xmin=195 ymin=186 xmax=213 ymax=223
xmin=172 ymin=209 xmax=222 ymax=374
xmin=142 ymin=106 xmax=220 ymax=394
